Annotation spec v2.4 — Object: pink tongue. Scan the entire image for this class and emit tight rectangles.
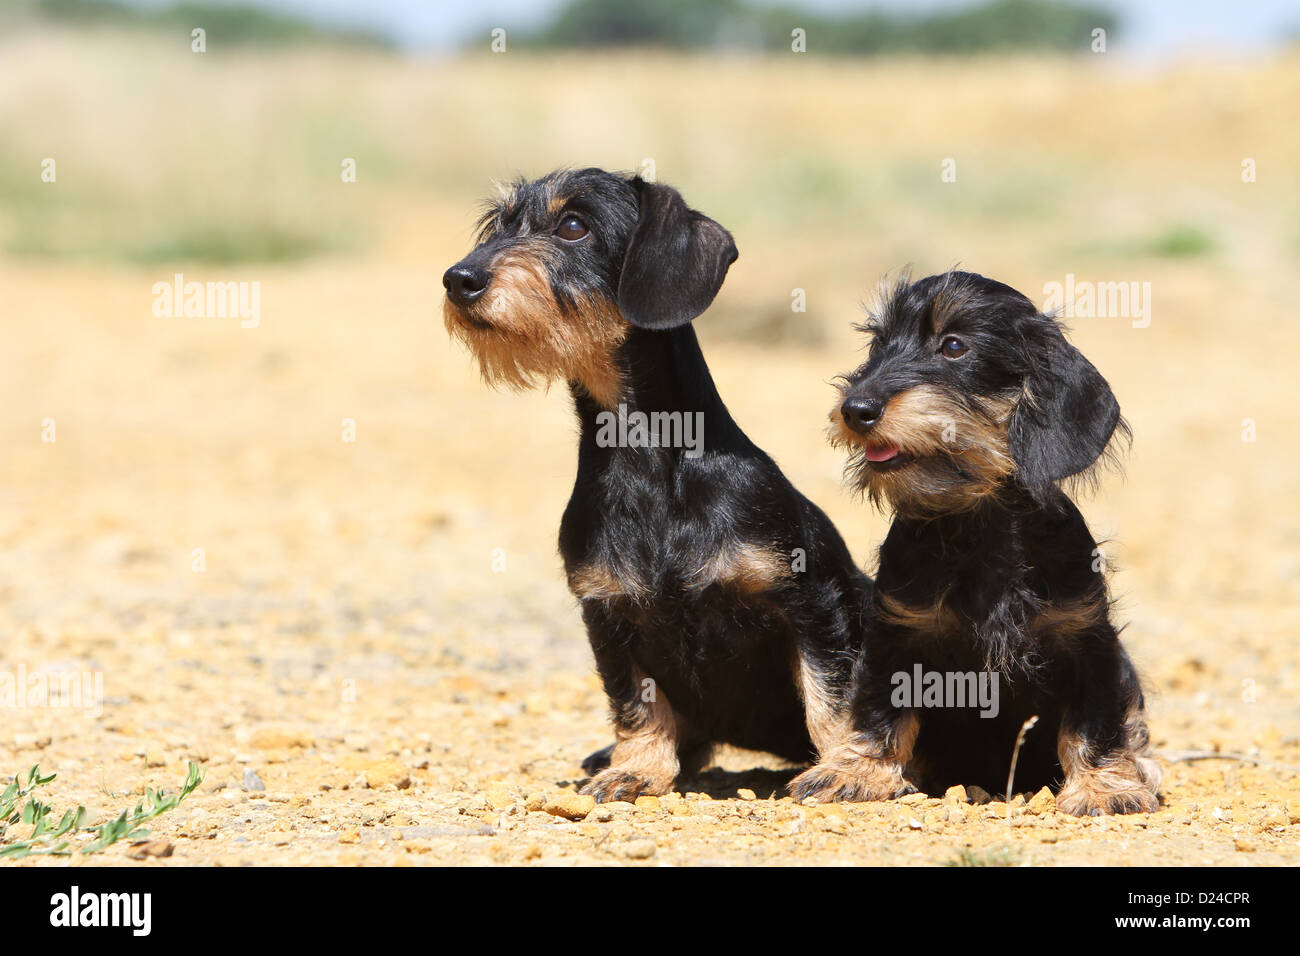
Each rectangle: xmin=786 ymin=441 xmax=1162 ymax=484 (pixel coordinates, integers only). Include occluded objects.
xmin=864 ymin=444 xmax=900 ymax=463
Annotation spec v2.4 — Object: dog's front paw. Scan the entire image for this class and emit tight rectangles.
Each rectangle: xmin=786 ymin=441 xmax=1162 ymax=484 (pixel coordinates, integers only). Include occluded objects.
xmin=580 ymin=768 xmax=672 ymax=803
xmin=788 ymin=759 xmax=916 ymax=803
xmin=1057 ymin=760 xmax=1160 ymax=816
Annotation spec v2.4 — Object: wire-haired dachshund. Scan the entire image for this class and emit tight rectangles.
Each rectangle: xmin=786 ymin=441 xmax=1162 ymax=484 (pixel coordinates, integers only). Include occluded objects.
xmin=442 ymin=168 xmax=871 ymax=801
xmin=791 ymin=271 xmax=1161 ymax=815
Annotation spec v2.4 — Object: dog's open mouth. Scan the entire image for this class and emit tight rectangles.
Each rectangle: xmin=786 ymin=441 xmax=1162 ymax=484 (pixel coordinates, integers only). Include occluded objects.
xmin=862 ymin=443 xmax=912 ymax=470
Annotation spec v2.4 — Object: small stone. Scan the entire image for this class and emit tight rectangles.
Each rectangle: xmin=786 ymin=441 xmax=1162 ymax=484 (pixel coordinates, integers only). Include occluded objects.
xmin=485 ymin=786 xmax=514 ymax=810
xmin=524 ymin=792 xmax=546 ymax=812
xmin=241 ymin=768 xmax=266 ymax=792
xmin=634 ymin=795 xmax=661 ymax=811
xmin=943 ymin=785 xmax=969 ymax=803
xmin=622 ymin=839 xmax=656 ymax=859
xmin=364 ymin=758 xmax=411 ymax=790
xmin=250 ymin=729 xmax=313 ymax=750
xmin=126 ymin=840 xmax=173 ymax=860
xmin=967 ymin=785 xmax=993 ymax=804
xmin=338 ymin=829 xmax=361 ymax=844
xmin=737 ymin=788 xmax=757 ymax=801
xmin=1234 ymin=839 xmax=1256 ymax=853
xmin=543 ymin=793 xmax=596 ymax=820
xmin=1027 ymin=787 xmax=1055 ymax=814
xmin=587 ymin=805 xmax=615 ymax=823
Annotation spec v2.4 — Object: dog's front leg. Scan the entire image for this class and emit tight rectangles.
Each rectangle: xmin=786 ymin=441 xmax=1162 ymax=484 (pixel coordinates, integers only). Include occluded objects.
xmin=789 ymin=647 xmax=918 ymax=802
xmin=578 ymin=604 xmax=683 ymax=802
xmin=1055 ymin=635 xmax=1161 ymax=816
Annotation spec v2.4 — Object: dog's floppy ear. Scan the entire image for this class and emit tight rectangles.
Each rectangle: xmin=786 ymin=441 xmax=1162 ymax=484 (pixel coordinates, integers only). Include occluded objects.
xmin=1008 ymin=314 xmax=1123 ymax=502
xmin=617 ymin=178 xmax=738 ymax=330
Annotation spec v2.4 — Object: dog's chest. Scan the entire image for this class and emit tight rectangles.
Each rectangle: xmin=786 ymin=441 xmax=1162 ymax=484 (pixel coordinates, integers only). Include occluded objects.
xmin=560 ymin=448 xmax=792 ymax=603
xmin=875 ymin=514 xmax=1102 ymax=673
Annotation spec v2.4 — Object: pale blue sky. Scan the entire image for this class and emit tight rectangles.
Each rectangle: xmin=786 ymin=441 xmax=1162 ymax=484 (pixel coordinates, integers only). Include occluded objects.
xmin=113 ymin=0 xmax=1300 ymax=55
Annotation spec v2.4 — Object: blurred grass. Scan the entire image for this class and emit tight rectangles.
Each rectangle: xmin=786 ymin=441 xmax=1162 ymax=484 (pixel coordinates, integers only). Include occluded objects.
xmin=7 ymin=0 xmax=391 ymax=47
xmin=0 ymin=26 xmax=1296 ymax=338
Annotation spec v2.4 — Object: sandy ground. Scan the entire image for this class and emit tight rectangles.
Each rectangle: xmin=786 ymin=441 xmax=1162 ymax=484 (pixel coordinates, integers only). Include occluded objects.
xmin=1 ymin=33 xmax=1298 ymax=865
xmin=1 ymin=245 xmax=1297 ymax=867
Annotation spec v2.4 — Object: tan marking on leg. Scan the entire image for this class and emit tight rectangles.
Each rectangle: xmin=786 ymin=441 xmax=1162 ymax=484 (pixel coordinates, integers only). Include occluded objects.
xmin=1057 ymin=701 xmax=1161 ymax=816
xmin=1030 ymin=597 xmax=1107 ymax=640
xmin=793 ymin=652 xmax=851 ymax=758
xmin=689 ymin=542 xmax=792 ymax=595
xmin=581 ymin=673 xmax=681 ymax=802
xmin=876 ymin=593 xmax=960 ymax=635
xmin=567 ymin=562 xmax=648 ymax=602
xmin=788 ymin=712 xmax=920 ymax=803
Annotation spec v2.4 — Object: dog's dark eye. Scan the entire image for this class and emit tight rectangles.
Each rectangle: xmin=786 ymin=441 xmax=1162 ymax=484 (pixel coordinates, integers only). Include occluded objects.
xmin=556 ymin=215 xmax=589 ymax=241
xmin=940 ymin=336 xmax=969 ymax=360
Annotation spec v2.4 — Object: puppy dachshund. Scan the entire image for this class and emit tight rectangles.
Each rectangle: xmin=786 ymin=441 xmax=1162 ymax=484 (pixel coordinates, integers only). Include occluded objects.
xmin=442 ymin=169 xmax=871 ymax=801
xmin=791 ymin=271 xmax=1161 ymax=815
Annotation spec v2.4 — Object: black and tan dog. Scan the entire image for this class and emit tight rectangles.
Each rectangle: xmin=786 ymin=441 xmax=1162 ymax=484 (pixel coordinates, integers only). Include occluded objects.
xmin=442 ymin=168 xmax=871 ymax=801
xmin=791 ymin=271 xmax=1161 ymax=815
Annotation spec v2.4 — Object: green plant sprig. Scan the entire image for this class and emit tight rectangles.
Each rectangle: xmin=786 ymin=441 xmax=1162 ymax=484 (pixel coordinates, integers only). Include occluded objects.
xmin=0 ymin=761 xmax=205 ymax=860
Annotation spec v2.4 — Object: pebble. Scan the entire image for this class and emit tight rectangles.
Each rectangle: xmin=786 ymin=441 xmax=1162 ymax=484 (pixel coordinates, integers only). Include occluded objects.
xmin=1026 ymin=787 xmax=1055 ymax=814
xmin=737 ymin=788 xmax=757 ymax=801
xmin=364 ymin=759 xmax=411 ymax=790
xmin=242 ymin=768 xmax=266 ymax=791
xmin=543 ymin=793 xmax=596 ymax=820
xmin=126 ymin=840 xmax=174 ymax=860
xmin=250 ymin=729 xmax=314 ymax=750
xmin=621 ymin=839 xmax=656 ymax=859
xmin=944 ymin=785 xmax=969 ymax=803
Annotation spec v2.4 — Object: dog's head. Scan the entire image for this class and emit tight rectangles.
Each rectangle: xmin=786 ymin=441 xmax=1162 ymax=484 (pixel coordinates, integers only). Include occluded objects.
xmin=831 ymin=271 xmax=1126 ymax=516
xmin=442 ymin=168 xmax=738 ymax=408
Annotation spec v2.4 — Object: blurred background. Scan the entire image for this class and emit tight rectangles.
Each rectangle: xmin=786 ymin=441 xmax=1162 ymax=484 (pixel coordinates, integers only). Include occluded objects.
xmin=0 ymin=0 xmax=1297 ymax=864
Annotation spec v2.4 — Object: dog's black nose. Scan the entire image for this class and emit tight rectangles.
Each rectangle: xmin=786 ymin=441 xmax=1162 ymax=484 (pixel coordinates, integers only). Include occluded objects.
xmin=841 ymin=396 xmax=884 ymax=433
xmin=443 ymin=265 xmax=490 ymax=307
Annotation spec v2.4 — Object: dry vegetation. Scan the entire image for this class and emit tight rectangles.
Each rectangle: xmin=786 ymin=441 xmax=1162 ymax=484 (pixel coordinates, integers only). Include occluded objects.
xmin=0 ymin=28 xmax=1297 ymax=865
